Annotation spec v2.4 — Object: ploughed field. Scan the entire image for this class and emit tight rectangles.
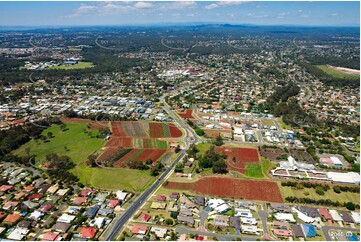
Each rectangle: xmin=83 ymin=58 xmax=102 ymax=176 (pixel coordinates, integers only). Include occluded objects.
xmin=98 ymin=121 xmax=183 ymax=167
xmin=178 ymin=109 xmax=194 ymax=119
xmin=217 ymin=147 xmax=260 ymax=173
xmin=165 ymin=177 xmax=283 ymax=203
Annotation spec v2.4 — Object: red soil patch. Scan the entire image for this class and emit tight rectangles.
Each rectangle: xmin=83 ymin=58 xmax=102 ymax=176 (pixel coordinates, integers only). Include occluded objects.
xmin=143 ymin=139 xmax=153 ymax=148
xmin=165 ymin=177 xmax=283 ymax=203
xmin=98 ymin=148 xmax=122 ymax=162
xmin=203 ymin=129 xmax=232 ymax=138
xmin=137 ymin=149 xmax=166 ymax=162
xmin=105 ymin=138 xmax=133 ymax=148
xmin=115 ymin=149 xmax=166 ymax=166
xmin=169 ymin=125 xmax=183 ymax=137
xmin=111 ymin=122 xmax=128 ymax=137
xmin=217 ymin=147 xmax=260 ymax=173
xmin=60 ymin=117 xmax=107 ymax=130
xmin=178 ymin=109 xmax=194 ymax=119
xmin=149 ymin=123 xmax=164 ymax=138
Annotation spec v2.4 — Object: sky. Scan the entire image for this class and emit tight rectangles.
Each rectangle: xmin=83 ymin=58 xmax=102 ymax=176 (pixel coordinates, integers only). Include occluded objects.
xmin=0 ymin=1 xmax=359 ymax=27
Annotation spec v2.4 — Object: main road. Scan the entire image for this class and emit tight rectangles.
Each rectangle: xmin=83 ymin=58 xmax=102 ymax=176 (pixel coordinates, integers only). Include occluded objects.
xmin=105 ymin=93 xmax=197 ymax=240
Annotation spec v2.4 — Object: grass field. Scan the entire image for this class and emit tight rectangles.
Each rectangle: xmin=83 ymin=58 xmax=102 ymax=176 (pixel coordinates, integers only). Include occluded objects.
xmin=316 ymin=65 xmax=359 ymax=79
xmin=48 ymin=62 xmax=95 ymax=70
xmin=245 ymin=163 xmax=263 ymax=178
xmin=14 ymin=123 xmax=104 ymax=163
xmin=72 ymin=165 xmax=156 ymax=192
xmin=14 ymin=122 xmax=155 ymax=192
xmin=262 ymin=119 xmax=275 ymax=126
xmin=276 ymin=118 xmax=291 ymax=130
xmin=156 ymin=140 xmax=168 ymax=149
xmin=278 ymin=182 xmax=360 ymax=205
xmin=196 ymin=142 xmax=213 ymax=156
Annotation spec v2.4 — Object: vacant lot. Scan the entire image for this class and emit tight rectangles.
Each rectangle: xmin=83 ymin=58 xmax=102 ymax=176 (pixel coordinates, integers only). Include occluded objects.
xmin=165 ymin=177 xmax=283 ymax=203
xmin=72 ymin=165 xmax=156 ymax=192
xmin=278 ymin=182 xmax=360 ymax=205
xmin=48 ymin=62 xmax=95 ymax=70
xmin=316 ymin=65 xmax=359 ymax=79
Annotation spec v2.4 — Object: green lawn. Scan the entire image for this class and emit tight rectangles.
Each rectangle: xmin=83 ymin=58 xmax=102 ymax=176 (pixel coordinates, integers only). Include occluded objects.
xmin=48 ymin=62 xmax=95 ymax=70
xmin=156 ymin=140 xmax=168 ymax=149
xmin=14 ymin=123 xmax=104 ymax=164
xmin=316 ymin=65 xmax=359 ymax=79
xmin=262 ymin=119 xmax=275 ymax=126
xmin=13 ymin=122 xmax=155 ymax=192
xmin=276 ymin=117 xmax=291 ymax=130
xmin=196 ymin=142 xmax=213 ymax=156
xmin=72 ymin=165 xmax=156 ymax=192
xmin=245 ymin=163 xmax=263 ymax=178
xmin=278 ymin=182 xmax=360 ymax=205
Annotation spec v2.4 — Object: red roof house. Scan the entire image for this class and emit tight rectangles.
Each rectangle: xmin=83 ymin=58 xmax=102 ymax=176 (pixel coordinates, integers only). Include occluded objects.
xmin=156 ymin=195 xmax=166 ymax=201
xmin=81 ymin=189 xmax=96 ymax=197
xmin=273 ymin=229 xmax=293 ymax=237
xmin=318 ymin=208 xmax=332 ymax=220
xmin=27 ymin=193 xmax=43 ymax=201
xmin=0 ymin=185 xmax=13 ymax=192
xmin=72 ymin=197 xmax=88 ymax=205
xmin=24 ymin=185 xmax=35 ymax=193
xmin=131 ymin=225 xmax=148 ymax=234
xmin=80 ymin=227 xmax=98 ymax=239
xmin=107 ymin=199 xmax=119 ymax=209
xmin=42 ymin=232 xmax=59 ymax=241
xmin=3 ymin=213 xmax=21 ymax=223
xmin=39 ymin=204 xmax=53 ymax=212
xmin=139 ymin=213 xmax=151 ymax=222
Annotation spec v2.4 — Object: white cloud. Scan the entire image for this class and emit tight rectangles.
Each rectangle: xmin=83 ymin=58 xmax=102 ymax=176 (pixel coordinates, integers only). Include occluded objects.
xmin=277 ymin=12 xmax=289 ymax=19
xmin=300 ymin=14 xmax=309 ymax=18
xmin=205 ymin=3 xmax=219 ymax=10
xmin=330 ymin=12 xmax=339 ymax=16
xmin=162 ymin=1 xmax=197 ymax=10
xmin=63 ymin=4 xmax=98 ymax=18
xmin=134 ymin=2 xmax=154 ymax=9
xmin=205 ymin=1 xmax=248 ymax=10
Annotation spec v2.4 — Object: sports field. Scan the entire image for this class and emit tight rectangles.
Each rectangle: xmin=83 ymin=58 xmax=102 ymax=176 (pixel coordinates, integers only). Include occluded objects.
xmin=48 ymin=61 xmax=95 ymax=70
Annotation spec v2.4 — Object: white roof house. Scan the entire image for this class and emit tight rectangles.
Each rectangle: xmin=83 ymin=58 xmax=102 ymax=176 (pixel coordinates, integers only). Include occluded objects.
xmin=330 ymin=157 xmax=343 ymax=166
xmin=235 ymin=208 xmax=253 ymax=218
xmin=241 ymin=225 xmax=260 ymax=235
xmin=351 ymin=212 xmax=360 ymax=224
xmin=89 ymin=217 xmax=106 ymax=228
xmin=292 ymin=207 xmax=315 ymax=223
xmin=29 ymin=210 xmax=44 ymax=221
xmin=274 ymin=213 xmax=296 ymax=223
xmin=207 ymin=198 xmax=225 ymax=209
xmin=327 ymin=172 xmax=360 ymax=184
xmin=7 ymin=228 xmax=29 ymax=240
xmin=234 ymin=127 xmax=243 ymax=135
xmin=116 ymin=191 xmax=128 ymax=201
xmin=150 ymin=227 xmax=167 ymax=238
xmin=214 ymin=204 xmax=231 ymax=213
xmin=57 ymin=214 xmax=76 ymax=224
xmin=241 ymin=217 xmax=257 ymax=225
xmin=329 ymin=210 xmax=343 ymax=221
